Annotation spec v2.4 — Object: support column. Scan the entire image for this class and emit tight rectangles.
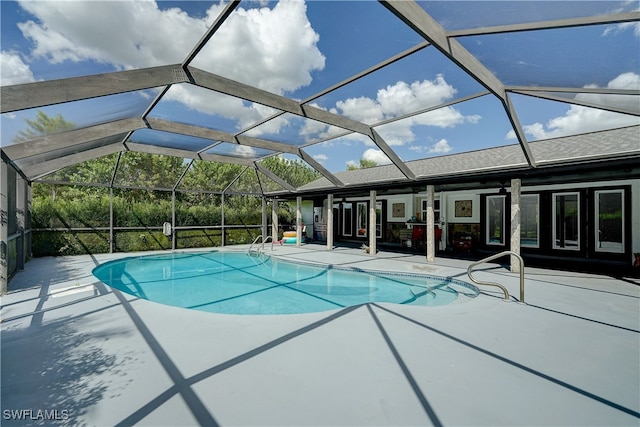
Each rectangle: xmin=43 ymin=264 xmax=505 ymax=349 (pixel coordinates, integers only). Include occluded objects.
xmin=261 ymin=197 xmax=268 ymax=239
xmin=109 ymin=187 xmax=114 ymax=253
xmin=326 ymin=194 xmax=334 ymax=251
xmin=171 ymin=190 xmax=176 ymax=250
xmin=221 ymin=194 xmax=225 ymax=247
xmin=510 ymin=178 xmax=521 ymax=272
xmin=16 ymin=175 xmax=25 ymax=271
xmin=271 ymin=199 xmax=279 ymax=241
xmin=296 ymin=196 xmax=302 ymax=247
xmin=1 ymin=159 xmax=9 ymax=294
xmin=368 ymin=190 xmax=377 ymax=255
xmin=26 ymin=182 xmax=32 ymax=260
xmin=426 ymin=185 xmax=435 ymax=262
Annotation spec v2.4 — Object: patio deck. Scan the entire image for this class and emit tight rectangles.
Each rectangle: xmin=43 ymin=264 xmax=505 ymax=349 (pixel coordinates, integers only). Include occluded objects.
xmin=1 ymin=245 xmax=639 ymax=426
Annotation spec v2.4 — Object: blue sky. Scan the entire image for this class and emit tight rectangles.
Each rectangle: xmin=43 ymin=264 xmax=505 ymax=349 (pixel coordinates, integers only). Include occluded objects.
xmin=1 ymin=0 xmax=639 ymax=173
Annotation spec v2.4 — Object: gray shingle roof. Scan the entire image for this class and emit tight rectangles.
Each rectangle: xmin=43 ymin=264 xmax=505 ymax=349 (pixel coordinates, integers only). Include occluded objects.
xmin=298 ymin=125 xmax=640 ymax=192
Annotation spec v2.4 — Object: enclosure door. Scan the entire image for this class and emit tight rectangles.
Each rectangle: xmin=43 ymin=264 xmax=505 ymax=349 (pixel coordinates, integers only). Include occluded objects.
xmin=486 ymin=195 xmax=506 ymax=246
xmin=376 ymin=202 xmax=383 ymax=238
xmin=520 ymin=194 xmax=539 ymax=248
xmin=553 ymin=192 xmax=580 ymax=251
xmin=594 ymin=190 xmax=624 ymax=253
xmin=342 ymin=204 xmax=353 ymax=237
xmin=356 ymin=202 xmax=367 ymax=238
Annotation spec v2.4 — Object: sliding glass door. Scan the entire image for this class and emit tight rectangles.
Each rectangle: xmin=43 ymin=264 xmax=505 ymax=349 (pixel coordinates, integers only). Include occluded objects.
xmin=553 ymin=192 xmax=580 ymax=250
xmin=595 ymin=190 xmax=624 ymax=253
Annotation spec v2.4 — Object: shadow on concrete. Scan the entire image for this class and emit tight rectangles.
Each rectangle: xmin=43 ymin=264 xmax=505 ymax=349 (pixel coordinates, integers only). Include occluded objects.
xmin=1 ymin=318 xmax=131 ymax=426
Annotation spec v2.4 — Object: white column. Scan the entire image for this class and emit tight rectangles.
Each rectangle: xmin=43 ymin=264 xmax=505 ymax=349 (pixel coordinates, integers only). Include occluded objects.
xmin=16 ymin=175 xmax=25 ymax=271
xmin=296 ymin=196 xmax=302 ymax=247
xmin=510 ymin=178 xmax=521 ymax=272
xmin=109 ymin=187 xmax=114 ymax=253
xmin=26 ymin=182 xmax=32 ymax=260
xmin=171 ymin=190 xmax=176 ymax=250
xmin=426 ymin=185 xmax=435 ymax=262
xmin=221 ymin=194 xmax=225 ymax=247
xmin=326 ymin=194 xmax=334 ymax=250
xmin=261 ymin=197 xmax=268 ymax=239
xmin=271 ymin=199 xmax=279 ymax=241
xmin=1 ymin=159 xmax=9 ymax=294
xmin=368 ymin=190 xmax=377 ymax=255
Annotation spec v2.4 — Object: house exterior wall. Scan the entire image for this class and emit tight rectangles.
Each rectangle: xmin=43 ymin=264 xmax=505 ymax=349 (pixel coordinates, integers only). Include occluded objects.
xmin=311 ymin=177 xmax=639 ymax=270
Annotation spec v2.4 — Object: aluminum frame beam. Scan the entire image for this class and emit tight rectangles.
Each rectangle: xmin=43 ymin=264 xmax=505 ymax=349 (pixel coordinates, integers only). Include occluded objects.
xmin=370 ymin=129 xmax=415 ymax=180
xmin=297 ymin=150 xmax=344 ymax=188
xmin=255 ymin=163 xmax=296 ymax=193
xmin=380 ymin=0 xmax=537 ymax=168
xmin=146 ymin=117 xmax=301 ymax=154
xmin=448 ymin=12 xmax=640 ymax=37
xmin=1 ymin=65 xmax=188 ymax=114
xmin=24 ymin=143 xmax=124 ymax=180
xmin=511 ymin=90 xmax=640 ymax=117
xmin=188 ymin=67 xmax=372 ymax=136
xmin=3 ymin=117 xmax=145 ymax=160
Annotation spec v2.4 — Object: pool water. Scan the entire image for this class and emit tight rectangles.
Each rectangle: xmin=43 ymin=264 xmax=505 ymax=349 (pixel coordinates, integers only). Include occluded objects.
xmin=92 ymin=251 xmax=478 ymax=314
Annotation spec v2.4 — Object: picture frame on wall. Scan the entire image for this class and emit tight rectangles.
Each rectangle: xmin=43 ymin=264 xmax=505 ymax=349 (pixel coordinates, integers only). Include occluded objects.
xmin=455 ymin=200 xmax=472 ymax=217
xmin=392 ymin=202 xmax=405 ymax=218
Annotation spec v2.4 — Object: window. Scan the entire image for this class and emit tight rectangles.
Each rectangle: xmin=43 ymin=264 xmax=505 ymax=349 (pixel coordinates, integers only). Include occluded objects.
xmin=421 ymin=199 xmax=440 ymax=224
xmin=342 ymin=204 xmax=352 ymax=236
xmin=376 ymin=202 xmax=382 ymax=238
xmin=595 ymin=190 xmax=624 ymax=253
xmin=357 ymin=202 xmax=367 ymax=237
xmin=486 ymin=195 xmax=505 ymax=245
xmin=553 ymin=192 xmax=580 ymax=250
xmin=520 ymin=194 xmax=539 ymax=248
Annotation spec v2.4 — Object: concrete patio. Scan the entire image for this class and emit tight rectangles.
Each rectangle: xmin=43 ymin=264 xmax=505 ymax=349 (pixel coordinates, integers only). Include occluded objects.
xmin=1 ymin=245 xmax=639 ymax=426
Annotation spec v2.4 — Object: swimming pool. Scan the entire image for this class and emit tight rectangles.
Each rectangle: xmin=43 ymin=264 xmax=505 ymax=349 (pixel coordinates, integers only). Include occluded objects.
xmin=92 ymin=251 xmax=479 ymax=314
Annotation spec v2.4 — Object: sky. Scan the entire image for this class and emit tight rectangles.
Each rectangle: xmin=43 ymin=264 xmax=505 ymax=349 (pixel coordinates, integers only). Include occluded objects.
xmin=1 ymin=0 xmax=639 ymax=174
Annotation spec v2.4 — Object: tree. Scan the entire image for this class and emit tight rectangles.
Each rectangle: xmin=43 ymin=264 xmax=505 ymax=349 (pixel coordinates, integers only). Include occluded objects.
xmin=15 ymin=111 xmax=77 ymax=201
xmin=13 ymin=110 xmax=76 ymax=142
xmin=259 ymin=156 xmax=321 ymax=188
xmin=347 ymin=158 xmax=378 ymax=170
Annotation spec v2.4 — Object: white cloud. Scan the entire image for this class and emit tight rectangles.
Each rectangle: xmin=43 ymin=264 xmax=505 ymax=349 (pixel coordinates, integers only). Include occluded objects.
xmin=336 ymin=75 xmax=459 ymax=125
xmin=233 ymin=144 xmax=257 ymax=158
xmin=409 ymin=138 xmax=452 ymax=154
xmin=330 ymin=76 xmax=480 ymax=147
xmin=14 ymin=0 xmax=324 ymax=132
xmin=0 ymin=51 xmax=36 ymax=85
xmin=362 ymin=148 xmax=391 ymax=165
xmin=168 ymin=84 xmax=276 ymax=129
xmin=374 ymin=106 xmax=480 ymax=147
xmin=312 ymin=153 xmax=328 ymax=164
xmin=336 ymin=96 xmax=384 ymax=125
xmin=194 ymin=0 xmax=325 ymax=95
xmin=602 ymin=21 xmax=640 ymax=37
xmin=18 ymin=0 xmax=203 ymax=68
xmin=373 ymin=120 xmax=416 ymax=146
xmin=429 ymin=139 xmax=452 ymax=153
xmin=509 ymin=72 xmax=640 ymax=140
xmin=602 ymin=1 xmax=640 ymax=37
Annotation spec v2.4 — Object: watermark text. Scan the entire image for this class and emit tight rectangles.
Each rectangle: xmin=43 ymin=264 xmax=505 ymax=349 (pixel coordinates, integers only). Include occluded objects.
xmin=3 ymin=409 xmax=70 ymax=421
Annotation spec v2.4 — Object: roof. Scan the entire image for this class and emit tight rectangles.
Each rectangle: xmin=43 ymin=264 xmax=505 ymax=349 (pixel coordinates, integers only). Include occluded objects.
xmin=298 ymin=124 xmax=640 ymax=192
xmin=1 ymin=1 xmax=639 ymax=195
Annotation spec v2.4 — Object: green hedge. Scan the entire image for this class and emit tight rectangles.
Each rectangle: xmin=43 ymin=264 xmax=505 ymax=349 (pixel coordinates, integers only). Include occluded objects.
xmin=31 ymin=190 xmax=290 ymax=257
xmin=31 ymin=195 xmax=262 ymax=257
xmin=32 ymin=231 xmax=110 ymax=257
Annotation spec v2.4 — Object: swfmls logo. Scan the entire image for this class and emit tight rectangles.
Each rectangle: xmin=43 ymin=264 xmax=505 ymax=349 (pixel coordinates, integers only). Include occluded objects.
xmin=3 ymin=409 xmax=70 ymax=421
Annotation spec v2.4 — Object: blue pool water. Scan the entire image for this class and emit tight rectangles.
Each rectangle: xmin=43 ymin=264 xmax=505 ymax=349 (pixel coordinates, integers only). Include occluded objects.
xmin=92 ymin=251 xmax=478 ymax=314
